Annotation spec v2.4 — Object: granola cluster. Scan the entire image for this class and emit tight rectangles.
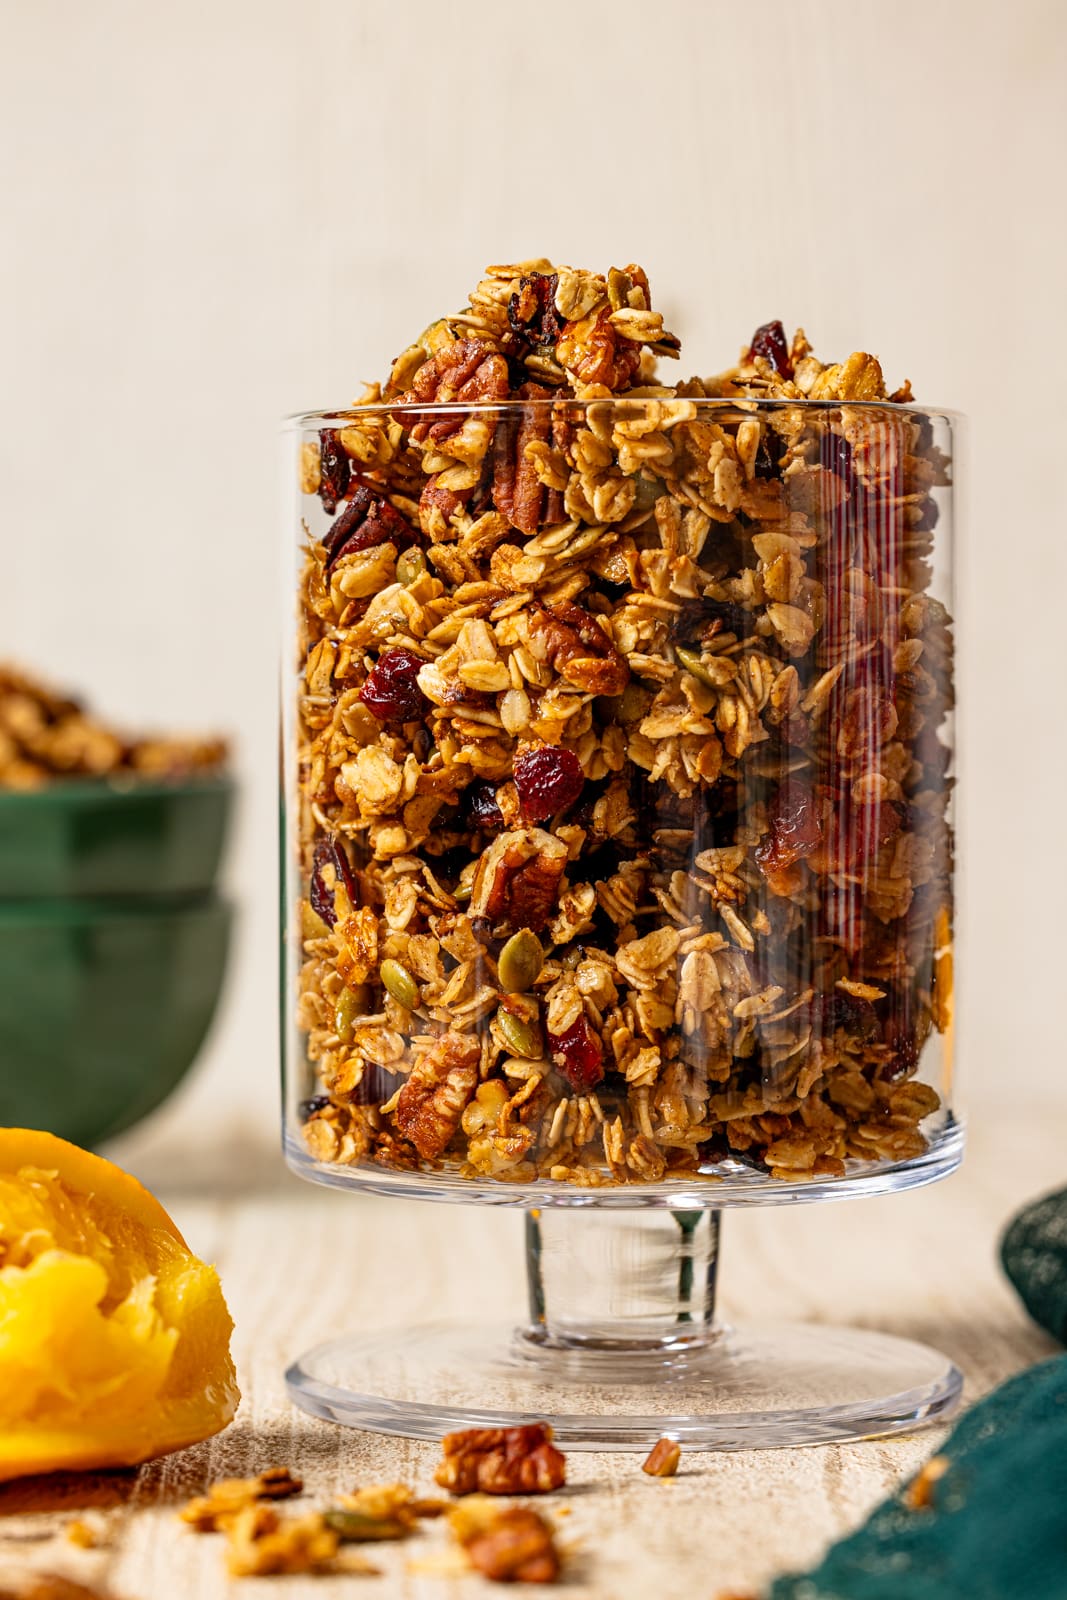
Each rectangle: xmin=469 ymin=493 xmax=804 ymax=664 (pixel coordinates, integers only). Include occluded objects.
xmin=292 ymin=259 xmax=954 ymax=1186
xmin=179 ymin=1467 xmax=446 ymax=1579
xmin=0 ymin=664 xmax=227 ymax=789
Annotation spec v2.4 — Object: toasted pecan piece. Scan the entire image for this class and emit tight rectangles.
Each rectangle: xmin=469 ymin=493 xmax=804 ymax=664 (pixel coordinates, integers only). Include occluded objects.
xmin=394 ymin=1032 xmax=480 ymax=1160
xmin=529 ymin=600 xmax=629 ymax=696
xmin=435 ymin=1424 xmax=566 ymax=1496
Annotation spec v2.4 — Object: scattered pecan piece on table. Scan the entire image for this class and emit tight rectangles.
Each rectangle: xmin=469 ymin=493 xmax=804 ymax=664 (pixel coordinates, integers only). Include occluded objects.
xmin=451 ymin=1501 xmax=562 ymax=1584
xmin=641 ymin=1436 xmax=681 ymax=1477
xmin=435 ymin=1424 xmax=567 ymax=1496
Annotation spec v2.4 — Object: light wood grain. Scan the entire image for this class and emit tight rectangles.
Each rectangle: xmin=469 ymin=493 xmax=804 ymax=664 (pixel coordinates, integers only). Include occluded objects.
xmin=0 ymin=1120 xmax=1061 ymax=1599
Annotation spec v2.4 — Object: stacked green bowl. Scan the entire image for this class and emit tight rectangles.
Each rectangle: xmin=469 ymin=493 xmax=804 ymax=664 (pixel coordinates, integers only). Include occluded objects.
xmin=0 ymin=776 xmax=234 ymax=1147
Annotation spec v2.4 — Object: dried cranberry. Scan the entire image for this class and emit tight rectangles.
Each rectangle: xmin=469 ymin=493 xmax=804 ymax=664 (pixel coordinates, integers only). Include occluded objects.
xmin=754 ymin=786 xmax=823 ymax=874
xmin=344 ymin=1063 xmax=394 ymax=1107
xmin=318 ymin=429 xmax=350 ymax=514
xmin=881 ymin=998 xmax=921 ymax=1078
xmin=466 ymin=780 xmax=505 ymax=834
xmin=777 ymin=709 xmax=811 ymax=747
xmin=507 ymin=272 xmax=565 ymax=351
xmin=323 ymin=485 xmax=417 ymax=572
xmin=816 ymin=990 xmax=878 ymax=1042
xmin=749 ymin=320 xmax=793 ymax=379
xmin=819 ymin=431 xmax=854 ymax=485
xmin=825 ymin=796 xmax=904 ymax=871
xmin=513 ymin=745 xmax=584 ymax=823
xmin=309 ymin=835 xmax=357 ymax=928
xmin=672 ymin=597 xmax=754 ymax=642
xmin=548 ymin=1014 xmax=605 ymax=1093
xmin=754 ymin=427 xmax=785 ymax=480
xmin=299 ymin=1093 xmax=331 ymax=1119
xmin=359 ymin=648 xmax=429 ymax=723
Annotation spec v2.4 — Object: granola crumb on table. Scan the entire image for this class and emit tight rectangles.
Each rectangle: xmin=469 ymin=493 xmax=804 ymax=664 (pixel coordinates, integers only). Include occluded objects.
xmin=293 ymin=263 xmax=954 ymax=1189
xmin=178 ymin=1471 xmax=444 ymax=1579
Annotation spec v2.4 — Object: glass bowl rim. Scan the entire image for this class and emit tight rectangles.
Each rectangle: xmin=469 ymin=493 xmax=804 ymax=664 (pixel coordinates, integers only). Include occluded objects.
xmin=283 ymin=397 xmax=962 ymax=430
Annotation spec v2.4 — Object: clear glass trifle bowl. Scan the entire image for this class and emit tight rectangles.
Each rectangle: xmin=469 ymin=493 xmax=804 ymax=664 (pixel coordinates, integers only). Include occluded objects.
xmin=281 ymin=273 xmax=961 ymax=1448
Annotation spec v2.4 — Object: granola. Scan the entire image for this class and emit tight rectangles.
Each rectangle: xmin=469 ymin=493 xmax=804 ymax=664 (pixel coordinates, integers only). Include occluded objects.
xmin=291 ymin=263 xmax=954 ymax=1187
xmin=179 ymin=1467 xmax=304 ymax=1531
xmin=0 ymin=664 xmax=227 ymax=790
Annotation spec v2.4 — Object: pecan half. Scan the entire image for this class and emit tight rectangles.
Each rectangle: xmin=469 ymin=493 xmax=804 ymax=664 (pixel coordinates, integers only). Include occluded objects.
xmin=470 ymin=828 xmax=568 ymax=933
xmin=556 ymin=305 xmax=642 ymax=391
xmin=322 ymin=486 xmax=417 ymax=572
xmin=402 ymin=339 xmax=509 ymax=446
xmin=462 ymin=1507 xmax=561 ymax=1584
xmin=529 ymin=601 xmax=629 ymax=696
xmin=394 ymin=1032 xmax=480 ymax=1160
xmin=492 ymin=383 xmax=551 ymax=535
xmin=435 ymin=1424 xmax=566 ymax=1496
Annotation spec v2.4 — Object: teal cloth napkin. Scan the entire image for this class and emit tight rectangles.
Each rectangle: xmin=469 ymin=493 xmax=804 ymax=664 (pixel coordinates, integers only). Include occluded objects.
xmin=766 ymin=1184 xmax=1067 ymax=1600
xmin=1001 ymin=1184 xmax=1067 ymax=1344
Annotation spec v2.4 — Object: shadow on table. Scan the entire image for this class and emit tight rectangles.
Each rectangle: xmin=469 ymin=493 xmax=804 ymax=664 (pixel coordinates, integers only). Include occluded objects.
xmin=0 ymin=1472 xmax=139 ymax=1518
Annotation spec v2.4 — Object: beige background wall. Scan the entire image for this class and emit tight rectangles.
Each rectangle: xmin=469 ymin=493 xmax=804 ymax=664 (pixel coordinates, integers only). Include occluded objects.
xmin=2 ymin=0 xmax=1064 ymax=1149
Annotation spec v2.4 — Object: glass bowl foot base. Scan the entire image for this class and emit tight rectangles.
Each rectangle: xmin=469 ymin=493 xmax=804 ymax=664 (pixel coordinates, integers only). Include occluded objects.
xmin=285 ymin=1319 xmax=962 ymax=1451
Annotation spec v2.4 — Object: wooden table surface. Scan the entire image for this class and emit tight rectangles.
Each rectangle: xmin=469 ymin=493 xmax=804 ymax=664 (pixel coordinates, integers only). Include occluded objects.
xmin=1 ymin=1118 xmax=1060 ymax=1600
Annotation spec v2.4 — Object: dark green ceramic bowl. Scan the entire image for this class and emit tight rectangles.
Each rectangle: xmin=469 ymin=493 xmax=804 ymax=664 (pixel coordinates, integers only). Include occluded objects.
xmin=0 ymin=775 xmax=234 ymax=899
xmin=0 ymin=895 xmax=232 ymax=1148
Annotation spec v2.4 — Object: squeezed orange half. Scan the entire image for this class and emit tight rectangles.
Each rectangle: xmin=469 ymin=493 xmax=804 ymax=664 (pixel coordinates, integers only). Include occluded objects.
xmin=0 ymin=1129 xmax=239 ymax=1480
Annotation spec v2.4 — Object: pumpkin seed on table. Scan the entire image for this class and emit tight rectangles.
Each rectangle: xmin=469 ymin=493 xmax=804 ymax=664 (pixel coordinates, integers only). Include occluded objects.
xmin=498 ymin=929 xmax=544 ymax=994
xmin=380 ymin=959 xmax=419 ymax=1010
xmin=675 ymin=645 xmax=719 ymax=689
xmin=395 ymin=548 xmax=427 ymax=587
xmin=323 ymin=1508 xmax=409 ymax=1542
xmin=497 ymin=1009 xmax=543 ymax=1059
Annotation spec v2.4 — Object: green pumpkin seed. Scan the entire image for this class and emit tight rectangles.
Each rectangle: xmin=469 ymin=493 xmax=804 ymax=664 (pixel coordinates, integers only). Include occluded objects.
xmin=676 ymin=645 xmax=719 ymax=689
xmin=498 ymin=1008 xmax=543 ymax=1059
xmin=380 ymin=958 xmax=419 ymax=1011
xmin=334 ymin=985 xmax=369 ymax=1044
xmin=498 ymin=930 xmax=544 ymax=994
xmin=453 ymin=880 xmax=473 ymax=904
xmin=632 ymin=473 xmax=664 ymax=513
xmin=396 ymin=548 xmax=427 ymax=587
xmin=617 ymin=683 xmax=651 ymax=723
xmin=323 ymin=1508 xmax=409 ymax=1543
